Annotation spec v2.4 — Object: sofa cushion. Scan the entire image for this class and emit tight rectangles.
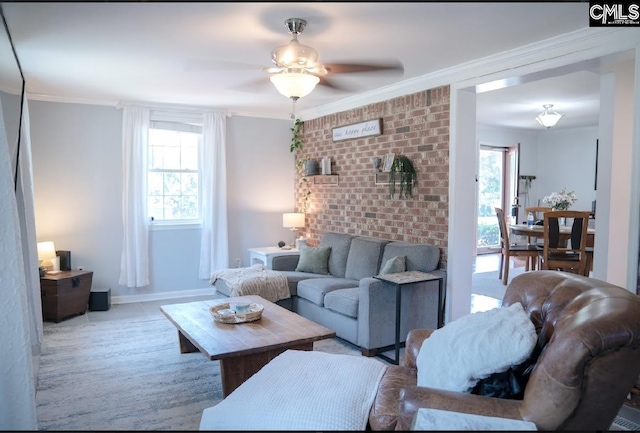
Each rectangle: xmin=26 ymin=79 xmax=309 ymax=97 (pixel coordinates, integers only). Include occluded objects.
xmin=416 ymin=302 xmax=536 ymax=393
xmin=382 ymin=242 xmax=439 ymax=273
xmin=277 ymin=271 xmax=334 ymax=297
xmin=345 ymin=237 xmax=388 ymax=281
xmin=295 ymin=245 xmax=331 ymax=275
xmin=319 ymin=232 xmax=353 ymax=278
xmin=379 ymin=255 xmax=406 ymax=275
xmin=324 ymin=287 xmax=359 ymax=318
xmin=297 ymin=278 xmax=359 ymax=307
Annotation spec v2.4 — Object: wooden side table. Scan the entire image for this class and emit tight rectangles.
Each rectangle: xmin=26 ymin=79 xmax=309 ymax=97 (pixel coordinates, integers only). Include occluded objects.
xmin=374 ymin=271 xmax=445 ymax=365
xmin=248 ymin=246 xmax=299 ymax=269
xmin=40 ymin=270 xmax=93 ymax=322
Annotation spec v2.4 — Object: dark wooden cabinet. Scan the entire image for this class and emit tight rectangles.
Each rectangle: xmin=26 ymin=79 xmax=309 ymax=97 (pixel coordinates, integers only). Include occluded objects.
xmin=40 ymin=270 xmax=93 ymax=322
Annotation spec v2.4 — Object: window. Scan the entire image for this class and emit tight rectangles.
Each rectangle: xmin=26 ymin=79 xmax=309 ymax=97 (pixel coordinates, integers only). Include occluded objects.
xmin=147 ymin=115 xmax=203 ymax=224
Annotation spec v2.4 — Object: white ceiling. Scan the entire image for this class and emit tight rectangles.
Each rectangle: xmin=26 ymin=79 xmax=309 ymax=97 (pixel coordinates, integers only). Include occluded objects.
xmin=0 ymin=2 xmax=608 ymax=130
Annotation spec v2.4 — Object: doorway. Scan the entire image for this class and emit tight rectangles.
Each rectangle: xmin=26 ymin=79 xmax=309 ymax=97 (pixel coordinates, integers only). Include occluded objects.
xmin=476 ymin=145 xmax=518 ymax=254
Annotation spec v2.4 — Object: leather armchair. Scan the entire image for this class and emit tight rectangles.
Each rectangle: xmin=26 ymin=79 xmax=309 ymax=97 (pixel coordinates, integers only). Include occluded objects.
xmin=369 ymin=270 xmax=640 ymax=430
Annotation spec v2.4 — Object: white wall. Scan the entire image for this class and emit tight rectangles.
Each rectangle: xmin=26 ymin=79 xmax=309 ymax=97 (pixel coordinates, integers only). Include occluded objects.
xmin=603 ymin=59 xmax=637 ymax=288
xmin=226 ymin=116 xmax=296 ymax=267
xmin=533 ymin=127 xmax=598 ymax=213
xmin=29 ymin=101 xmax=293 ymax=301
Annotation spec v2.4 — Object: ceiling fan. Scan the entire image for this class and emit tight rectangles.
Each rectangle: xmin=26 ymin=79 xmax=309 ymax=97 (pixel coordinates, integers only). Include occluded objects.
xmin=264 ymin=18 xmax=404 ymax=101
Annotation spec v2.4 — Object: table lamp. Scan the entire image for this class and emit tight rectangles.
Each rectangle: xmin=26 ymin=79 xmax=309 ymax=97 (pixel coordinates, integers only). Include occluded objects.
xmin=37 ymin=241 xmax=61 ymax=274
xmin=282 ymin=212 xmax=305 ymax=248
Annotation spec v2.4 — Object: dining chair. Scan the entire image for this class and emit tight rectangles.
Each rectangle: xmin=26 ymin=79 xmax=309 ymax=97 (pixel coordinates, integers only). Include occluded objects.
xmin=539 ymin=210 xmax=591 ymax=276
xmin=525 ymin=206 xmax=553 ymax=221
xmin=524 ymin=206 xmax=552 ymax=245
xmin=495 ymin=207 xmax=539 ymax=285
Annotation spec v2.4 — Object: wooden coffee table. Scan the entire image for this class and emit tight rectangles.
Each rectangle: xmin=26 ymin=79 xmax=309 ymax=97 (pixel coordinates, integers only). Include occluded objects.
xmin=160 ymin=294 xmax=336 ymax=397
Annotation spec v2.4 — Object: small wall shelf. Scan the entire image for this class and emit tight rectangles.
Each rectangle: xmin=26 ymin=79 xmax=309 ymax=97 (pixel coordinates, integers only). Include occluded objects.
xmin=305 ymin=174 xmax=339 ymax=185
xmin=375 ymin=172 xmax=390 ymax=185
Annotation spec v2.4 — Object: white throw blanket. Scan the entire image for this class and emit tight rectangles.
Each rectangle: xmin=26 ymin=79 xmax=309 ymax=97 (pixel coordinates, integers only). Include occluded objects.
xmin=209 ymin=264 xmax=290 ymax=303
xmin=199 ymin=350 xmax=388 ymax=431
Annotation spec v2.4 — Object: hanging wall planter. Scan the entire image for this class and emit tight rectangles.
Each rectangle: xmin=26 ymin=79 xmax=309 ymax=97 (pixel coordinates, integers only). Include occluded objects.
xmin=389 ymin=155 xmax=416 ymax=199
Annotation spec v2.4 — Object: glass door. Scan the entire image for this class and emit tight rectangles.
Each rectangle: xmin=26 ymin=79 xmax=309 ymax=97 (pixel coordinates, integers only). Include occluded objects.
xmin=476 ymin=145 xmax=518 ymax=253
xmin=477 ymin=147 xmax=505 ymax=253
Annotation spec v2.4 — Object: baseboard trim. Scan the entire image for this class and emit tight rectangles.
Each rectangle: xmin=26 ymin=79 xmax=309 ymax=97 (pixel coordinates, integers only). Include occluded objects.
xmin=111 ymin=287 xmax=215 ymax=304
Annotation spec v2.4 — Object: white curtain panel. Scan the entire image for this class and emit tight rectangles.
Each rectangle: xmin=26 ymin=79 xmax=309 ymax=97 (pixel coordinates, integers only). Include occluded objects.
xmin=0 ymin=94 xmax=38 ymax=429
xmin=119 ymin=106 xmax=150 ymax=287
xmin=199 ymin=112 xmax=229 ymax=278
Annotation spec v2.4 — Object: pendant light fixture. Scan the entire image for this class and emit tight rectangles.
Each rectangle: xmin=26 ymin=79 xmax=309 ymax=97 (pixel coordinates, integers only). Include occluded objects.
xmin=269 ymin=70 xmax=320 ymax=101
xmin=536 ymin=104 xmax=564 ymax=129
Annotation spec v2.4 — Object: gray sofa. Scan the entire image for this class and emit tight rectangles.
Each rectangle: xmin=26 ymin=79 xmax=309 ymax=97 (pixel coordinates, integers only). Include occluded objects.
xmin=271 ymin=232 xmax=446 ymax=356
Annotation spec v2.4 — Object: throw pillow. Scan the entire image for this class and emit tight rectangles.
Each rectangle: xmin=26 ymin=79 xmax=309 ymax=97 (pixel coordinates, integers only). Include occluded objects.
xmin=379 ymin=255 xmax=406 ymax=275
xmin=295 ymin=245 xmax=331 ymax=275
xmin=416 ymin=302 xmax=536 ymax=393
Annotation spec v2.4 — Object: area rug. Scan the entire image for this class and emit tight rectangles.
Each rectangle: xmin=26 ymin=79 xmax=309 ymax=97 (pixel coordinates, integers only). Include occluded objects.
xmin=472 ymin=267 xmax=526 ymax=300
xmin=35 ymin=317 xmax=360 ymax=430
xmin=35 ymin=312 xmax=635 ymax=431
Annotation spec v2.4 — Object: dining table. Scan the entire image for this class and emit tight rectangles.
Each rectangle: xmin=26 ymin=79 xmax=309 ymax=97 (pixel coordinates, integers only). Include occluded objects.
xmin=509 ymin=222 xmax=595 ymax=276
xmin=509 ymin=223 xmax=595 ymax=245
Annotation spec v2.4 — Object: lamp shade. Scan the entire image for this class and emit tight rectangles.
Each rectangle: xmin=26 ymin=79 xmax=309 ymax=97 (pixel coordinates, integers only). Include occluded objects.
xmin=37 ymin=241 xmax=56 ymax=261
xmin=536 ymin=104 xmax=564 ymax=129
xmin=283 ymin=212 xmax=305 ymax=229
xmin=270 ymin=71 xmax=319 ymax=100
xmin=37 ymin=241 xmax=60 ymax=272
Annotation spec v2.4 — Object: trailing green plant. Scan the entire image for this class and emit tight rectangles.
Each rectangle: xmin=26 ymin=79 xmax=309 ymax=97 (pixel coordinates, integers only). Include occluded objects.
xmin=289 ymin=118 xmax=311 ymax=212
xmin=389 ymin=155 xmax=416 ymax=199
xmin=290 ymin=118 xmax=305 ymax=168
xmin=300 ymin=177 xmax=311 ymax=213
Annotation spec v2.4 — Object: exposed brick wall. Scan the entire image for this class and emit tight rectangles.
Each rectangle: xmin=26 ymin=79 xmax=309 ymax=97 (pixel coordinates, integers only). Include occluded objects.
xmin=294 ymin=86 xmax=450 ymax=269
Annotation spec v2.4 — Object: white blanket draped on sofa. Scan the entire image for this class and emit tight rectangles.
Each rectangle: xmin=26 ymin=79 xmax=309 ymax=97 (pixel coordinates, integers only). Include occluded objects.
xmin=199 ymin=349 xmax=387 ymax=430
xmin=209 ymin=263 xmax=290 ymax=303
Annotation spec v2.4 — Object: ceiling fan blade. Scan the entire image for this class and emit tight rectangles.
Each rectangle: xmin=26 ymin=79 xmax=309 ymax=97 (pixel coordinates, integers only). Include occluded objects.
xmin=184 ymin=58 xmax=264 ymax=72
xmin=317 ymin=76 xmax=356 ymax=92
xmin=229 ymin=78 xmax=272 ymax=93
xmin=323 ymin=61 xmax=404 ymax=75
xmin=263 ymin=66 xmax=284 ymax=74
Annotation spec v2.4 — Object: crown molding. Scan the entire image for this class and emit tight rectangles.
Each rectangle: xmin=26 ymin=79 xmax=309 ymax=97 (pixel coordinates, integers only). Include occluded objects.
xmin=26 ymin=92 xmax=119 ymax=107
xmin=298 ymin=27 xmax=639 ymax=121
xmin=25 ymin=91 xmax=292 ymax=120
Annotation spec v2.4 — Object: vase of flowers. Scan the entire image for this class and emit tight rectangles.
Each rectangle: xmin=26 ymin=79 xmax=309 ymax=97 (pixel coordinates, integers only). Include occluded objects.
xmin=543 ymin=188 xmax=577 ymax=225
xmin=543 ymin=188 xmax=577 ymax=211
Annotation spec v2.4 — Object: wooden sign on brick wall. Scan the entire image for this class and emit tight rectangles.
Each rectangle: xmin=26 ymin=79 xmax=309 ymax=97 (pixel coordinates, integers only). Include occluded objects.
xmin=332 ymin=118 xmax=382 ymax=142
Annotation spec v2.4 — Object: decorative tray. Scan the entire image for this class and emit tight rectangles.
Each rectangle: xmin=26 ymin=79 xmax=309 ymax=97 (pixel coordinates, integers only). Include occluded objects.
xmin=210 ymin=302 xmax=264 ymax=324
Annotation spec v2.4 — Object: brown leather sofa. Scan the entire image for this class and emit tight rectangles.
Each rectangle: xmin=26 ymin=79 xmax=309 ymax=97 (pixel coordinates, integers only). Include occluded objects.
xmin=369 ymin=270 xmax=640 ymax=430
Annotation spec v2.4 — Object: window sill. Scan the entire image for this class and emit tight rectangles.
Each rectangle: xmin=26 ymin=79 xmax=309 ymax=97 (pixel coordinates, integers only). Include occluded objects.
xmin=149 ymin=221 xmax=201 ymax=231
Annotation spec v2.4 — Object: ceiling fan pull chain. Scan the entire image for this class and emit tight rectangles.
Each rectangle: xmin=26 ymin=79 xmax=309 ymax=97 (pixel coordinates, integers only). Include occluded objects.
xmin=290 ymin=99 xmax=296 ymax=120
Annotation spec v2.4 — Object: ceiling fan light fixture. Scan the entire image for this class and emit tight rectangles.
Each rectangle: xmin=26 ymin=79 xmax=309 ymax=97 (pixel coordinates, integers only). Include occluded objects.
xmin=270 ymin=71 xmax=319 ymax=100
xmin=536 ymin=104 xmax=564 ymax=129
xmin=271 ymin=38 xmax=319 ymax=68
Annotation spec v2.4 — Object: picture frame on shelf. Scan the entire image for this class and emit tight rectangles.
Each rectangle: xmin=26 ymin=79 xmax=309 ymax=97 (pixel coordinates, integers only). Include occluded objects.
xmin=383 ymin=154 xmax=395 ymax=172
